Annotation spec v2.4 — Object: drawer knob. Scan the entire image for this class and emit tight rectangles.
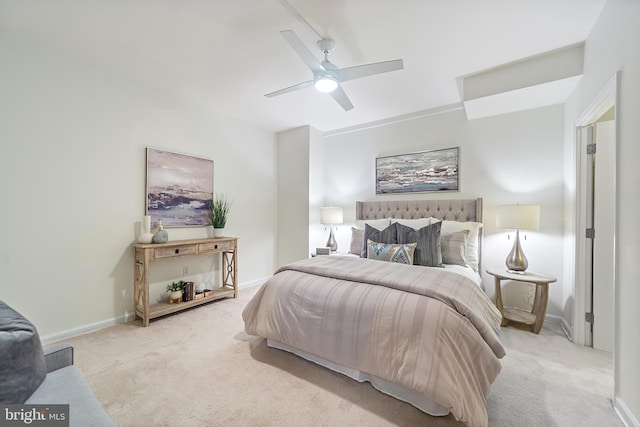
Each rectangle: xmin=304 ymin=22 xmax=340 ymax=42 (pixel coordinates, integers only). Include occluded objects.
xmin=175 ymin=249 xmax=179 ymax=254
xmin=214 ymin=244 xmax=218 ymax=249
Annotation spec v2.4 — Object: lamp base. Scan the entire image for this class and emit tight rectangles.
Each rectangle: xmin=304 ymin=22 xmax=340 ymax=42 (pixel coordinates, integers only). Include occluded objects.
xmin=505 ymin=229 xmax=528 ymax=273
xmin=326 ymin=227 xmax=337 ymax=252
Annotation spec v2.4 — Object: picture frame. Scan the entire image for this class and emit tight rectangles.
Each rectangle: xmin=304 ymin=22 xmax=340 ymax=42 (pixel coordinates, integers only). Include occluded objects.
xmin=146 ymin=147 xmax=214 ymax=227
xmin=376 ymin=147 xmax=459 ymax=194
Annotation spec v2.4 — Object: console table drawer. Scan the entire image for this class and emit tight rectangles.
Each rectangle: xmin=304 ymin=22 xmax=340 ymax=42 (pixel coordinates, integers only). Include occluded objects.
xmin=154 ymin=245 xmax=198 ymax=259
xmin=199 ymin=240 xmax=235 ymax=253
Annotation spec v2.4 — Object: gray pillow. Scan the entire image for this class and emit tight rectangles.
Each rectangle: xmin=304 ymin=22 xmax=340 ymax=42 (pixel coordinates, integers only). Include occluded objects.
xmin=396 ymin=221 xmax=443 ymax=267
xmin=361 ymin=222 xmax=397 ymax=258
xmin=441 ymin=230 xmax=469 ymax=266
xmin=0 ymin=301 xmax=47 ymax=403
xmin=349 ymin=227 xmax=364 ymax=255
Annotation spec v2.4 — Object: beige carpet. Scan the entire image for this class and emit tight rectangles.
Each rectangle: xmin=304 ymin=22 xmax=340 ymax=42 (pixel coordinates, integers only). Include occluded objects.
xmin=61 ymin=285 xmax=623 ymax=427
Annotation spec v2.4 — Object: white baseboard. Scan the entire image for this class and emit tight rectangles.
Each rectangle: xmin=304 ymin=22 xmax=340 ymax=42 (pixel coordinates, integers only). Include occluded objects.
xmin=615 ymin=397 xmax=640 ymax=427
xmin=40 ymin=278 xmax=268 ymax=345
xmin=544 ymin=314 xmax=573 ymax=341
xmin=40 ymin=314 xmax=131 ymax=345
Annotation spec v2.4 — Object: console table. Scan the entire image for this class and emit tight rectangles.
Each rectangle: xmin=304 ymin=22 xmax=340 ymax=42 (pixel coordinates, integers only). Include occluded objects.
xmin=133 ymin=237 xmax=238 ymax=326
xmin=487 ymin=268 xmax=556 ymax=334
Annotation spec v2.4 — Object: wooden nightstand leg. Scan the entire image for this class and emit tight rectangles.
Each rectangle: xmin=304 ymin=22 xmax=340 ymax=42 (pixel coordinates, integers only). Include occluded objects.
xmin=494 ymin=277 xmax=508 ymax=327
xmin=531 ymin=283 xmax=549 ymax=334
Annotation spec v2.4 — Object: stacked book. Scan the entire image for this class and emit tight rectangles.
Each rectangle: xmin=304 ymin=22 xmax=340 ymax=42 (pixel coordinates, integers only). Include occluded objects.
xmin=182 ymin=281 xmax=195 ymax=302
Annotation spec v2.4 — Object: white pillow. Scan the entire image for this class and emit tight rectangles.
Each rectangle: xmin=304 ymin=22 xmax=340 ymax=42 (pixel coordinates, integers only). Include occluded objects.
xmin=390 ymin=218 xmax=432 ymax=230
xmin=433 ymin=220 xmax=483 ymax=272
xmin=354 ymin=218 xmax=391 ymax=231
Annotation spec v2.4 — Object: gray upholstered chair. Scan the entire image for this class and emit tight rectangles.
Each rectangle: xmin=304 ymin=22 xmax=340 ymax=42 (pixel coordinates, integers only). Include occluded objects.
xmin=0 ymin=300 xmax=114 ymax=426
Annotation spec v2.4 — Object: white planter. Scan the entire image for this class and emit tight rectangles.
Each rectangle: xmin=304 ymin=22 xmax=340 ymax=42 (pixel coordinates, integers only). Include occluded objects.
xmin=213 ymin=228 xmax=225 ymax=238
xmin=169 ymin=291 xmax=182 ymax=301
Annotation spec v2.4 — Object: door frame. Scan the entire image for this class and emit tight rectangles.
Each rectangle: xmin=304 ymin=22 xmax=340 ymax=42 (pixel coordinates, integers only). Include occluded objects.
xmin=573 ymin=71 xmax=619 ymax=348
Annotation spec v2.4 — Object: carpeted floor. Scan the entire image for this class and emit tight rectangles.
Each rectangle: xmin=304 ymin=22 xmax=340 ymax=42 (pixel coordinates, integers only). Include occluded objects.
xmin=61 ymin=285 xmax=623 ymax=426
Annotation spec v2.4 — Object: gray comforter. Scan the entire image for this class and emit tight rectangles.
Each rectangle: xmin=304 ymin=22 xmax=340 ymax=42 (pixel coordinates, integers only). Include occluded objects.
xmin=243 ymin=256 xmax=505 ymax=427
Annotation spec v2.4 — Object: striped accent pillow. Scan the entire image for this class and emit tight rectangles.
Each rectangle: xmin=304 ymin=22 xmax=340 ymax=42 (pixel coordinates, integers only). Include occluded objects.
xmin=396 ymin=221 xmax=443 ymax=267
xmin=367 ymin=240 xmax=417 ymax=265
xmin=361 ymin=222 xmax=398 ymax=258
xmin=440 ymin=230 xmax=469 ymax=266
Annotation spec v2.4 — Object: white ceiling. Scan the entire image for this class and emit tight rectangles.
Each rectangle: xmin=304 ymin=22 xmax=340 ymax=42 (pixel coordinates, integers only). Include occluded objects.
xmin=1 ymin=0 xmax=607 ymax=133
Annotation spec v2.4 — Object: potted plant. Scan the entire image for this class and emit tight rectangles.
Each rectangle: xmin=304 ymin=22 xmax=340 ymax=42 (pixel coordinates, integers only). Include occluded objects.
xmin=166 ymin=281 xmax=185 ymax=303
xmin=209 ymin=194 xmax=232 ymax=238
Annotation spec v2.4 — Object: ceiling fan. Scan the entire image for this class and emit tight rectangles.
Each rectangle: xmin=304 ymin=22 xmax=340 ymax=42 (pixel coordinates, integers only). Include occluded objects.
xmin=265 ymin=30 xmax=404 ymax=111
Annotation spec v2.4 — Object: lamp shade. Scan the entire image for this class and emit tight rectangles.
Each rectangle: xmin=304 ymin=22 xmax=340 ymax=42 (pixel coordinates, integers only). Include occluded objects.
xmin=496 ymin=204 xmax=540 ymax=230
xmin=320 ymin=207 xmax=343 ymax=225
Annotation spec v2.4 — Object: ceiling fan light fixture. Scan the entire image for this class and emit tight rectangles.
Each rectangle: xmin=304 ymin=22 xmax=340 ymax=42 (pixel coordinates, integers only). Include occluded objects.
xmin=314 ymin=75 xmax=338 ymax=93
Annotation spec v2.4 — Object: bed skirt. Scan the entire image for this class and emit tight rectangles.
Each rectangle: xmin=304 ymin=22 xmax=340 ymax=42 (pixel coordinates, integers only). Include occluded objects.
xmin=266 ymin=339 xmax=449 ymax=417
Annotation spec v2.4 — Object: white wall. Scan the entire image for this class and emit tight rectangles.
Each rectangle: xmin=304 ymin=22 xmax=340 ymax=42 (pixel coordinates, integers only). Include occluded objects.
xmin=308 ymin=126 xmax=327 ymax=256
xmin=0 ymin=29 xmax=278 ymax=340
xmin=276 ymin=125 xmax=329 ymax=263
xmin=564 ymin=0 xmax=640 ymax=423
xmin=322 ymin=106 xmax=566 ymax=314
xmin=277 ymin=126 xmax=311 ymax=266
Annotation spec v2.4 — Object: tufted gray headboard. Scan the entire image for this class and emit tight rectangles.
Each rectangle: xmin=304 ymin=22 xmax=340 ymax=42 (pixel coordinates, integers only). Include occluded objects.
xmin=356 ymin=198 xmax=482 ymax=222
xmin=356 ymin=198 xmax=483 ymax=272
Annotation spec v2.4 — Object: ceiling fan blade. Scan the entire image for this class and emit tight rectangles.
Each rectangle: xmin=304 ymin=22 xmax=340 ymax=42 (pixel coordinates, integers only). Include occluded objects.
xmin=330 ymin=84 xmax=354 ymax=111
xmin=280 ymin=30 xmax=325 ymax=74
xmin=337 ymin=59 xmax=404 ymax=82
xmin=265 ymin=80 xmax=314 ymax=97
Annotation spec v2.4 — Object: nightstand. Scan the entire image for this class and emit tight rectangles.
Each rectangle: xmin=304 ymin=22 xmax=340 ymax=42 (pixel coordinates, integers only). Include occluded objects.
xmin=486 ymin=268 xmax=557 ymax=334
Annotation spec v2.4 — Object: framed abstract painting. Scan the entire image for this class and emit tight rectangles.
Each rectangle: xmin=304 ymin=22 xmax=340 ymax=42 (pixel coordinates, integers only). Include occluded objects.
xmin=146 ymin=148 xmax=214 ymax=227
xmin=376 ymin=147 xmax=459 ymax=194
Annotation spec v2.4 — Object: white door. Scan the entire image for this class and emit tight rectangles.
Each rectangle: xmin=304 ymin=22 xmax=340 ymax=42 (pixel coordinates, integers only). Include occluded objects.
xmin=592 ymin=120 xmax=615 ymax=353
xmin=580 ymin=125 xmax=594 ymax=347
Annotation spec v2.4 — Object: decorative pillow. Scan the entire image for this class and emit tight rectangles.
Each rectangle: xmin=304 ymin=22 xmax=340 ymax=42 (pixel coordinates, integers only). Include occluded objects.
xmin=0 ymin=301 xmax=47 ymax=404
xmin=361 ymin=222 xmax=397 ymax=258
xmin=352 ymin=219 xmax=391 ymax=256
xmin=440 ymin=230 xmax=469 ymax=266
xmin=367 ymin=240 xmax=417 ymax=265
xmin=434 ymin=220 xmax=483 ymax=272
xmin=349 ymin=227 xmax=365 ymax=255
xmin=396 ymin=222 xmax=443 ymax=267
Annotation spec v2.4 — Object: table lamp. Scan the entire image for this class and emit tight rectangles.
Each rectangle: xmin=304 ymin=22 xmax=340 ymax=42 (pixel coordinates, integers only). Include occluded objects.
xmin=320 ymin=206 xmax=343 ymax=252
xmin=496 ymin=204 xmax=540 ymax=273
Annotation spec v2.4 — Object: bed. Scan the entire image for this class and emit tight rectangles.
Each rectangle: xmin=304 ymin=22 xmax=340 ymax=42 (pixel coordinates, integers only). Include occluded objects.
xmin=242 ymin=199 xmax=504 ymax=427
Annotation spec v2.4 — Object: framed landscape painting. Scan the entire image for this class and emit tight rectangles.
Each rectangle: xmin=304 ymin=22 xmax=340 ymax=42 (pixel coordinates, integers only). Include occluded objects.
xmin=146 ymin=148 xmax=213 ymax=227
xmin=376 ymin=147 xmax=459 ymax=194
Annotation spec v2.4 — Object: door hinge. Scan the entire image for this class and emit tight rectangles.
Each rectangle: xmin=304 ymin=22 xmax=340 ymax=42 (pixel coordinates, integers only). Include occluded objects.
xmin=586 ymin=228 xmax=595 ymax=239
xmin=585 ymin=312 xmax=594 ymax=323
xmin=587 ymin=143 xmax=596 ymax=154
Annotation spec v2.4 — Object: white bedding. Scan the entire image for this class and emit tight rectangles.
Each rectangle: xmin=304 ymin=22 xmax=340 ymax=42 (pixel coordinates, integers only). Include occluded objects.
xmin=444 ymin=264 xmax=484 ymax=288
